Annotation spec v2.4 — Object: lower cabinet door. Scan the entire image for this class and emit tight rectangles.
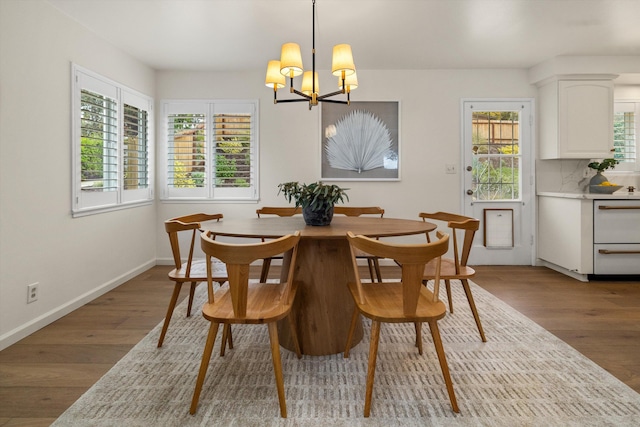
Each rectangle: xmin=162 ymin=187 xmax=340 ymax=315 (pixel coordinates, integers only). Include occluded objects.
xmin=594 ymin=244 xmax=640 ymax=274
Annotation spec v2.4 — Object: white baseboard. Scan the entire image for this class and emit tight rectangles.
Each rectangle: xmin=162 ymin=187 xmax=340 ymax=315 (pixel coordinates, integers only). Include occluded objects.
xmin=0 ymin=259 xmax=156 ymax=351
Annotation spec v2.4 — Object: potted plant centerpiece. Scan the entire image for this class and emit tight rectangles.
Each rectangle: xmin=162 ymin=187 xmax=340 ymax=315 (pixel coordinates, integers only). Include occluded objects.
xmin=278 ymin=181 xmax=349 ymax=226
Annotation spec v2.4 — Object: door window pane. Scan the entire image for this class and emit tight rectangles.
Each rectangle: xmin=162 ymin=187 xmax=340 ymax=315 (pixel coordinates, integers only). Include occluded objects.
xmin=471 ymin=111 xmax=520 ymax=201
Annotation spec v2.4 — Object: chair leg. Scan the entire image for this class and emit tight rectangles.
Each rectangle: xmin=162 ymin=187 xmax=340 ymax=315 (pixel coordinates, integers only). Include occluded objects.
xmin=427 ymin=320 xmax=459 ymax=413
xmin=445 ymin=279 xmax=453 ymax=313
xmin=187 ymin=281 xmax=197 ymax=317
xmin=461 ymin=279 xmax=487 ymax=342
xmin=220 ymin=324 xmax=232 ymax=357
xmin=344 ymin=308 xmax=360 ymax=358
xmin=366 ymin=259 xmax=376 ymax=282
xmin=414 ymin=322 xmax=423 ymax=355
xmin=190 ymin=322 xmax=220 ymax=415
xmin=157 ymin=282 xmax=183 ymax=348
xmin=267 ymin=322 xmax=287 ymax=418
xmin=373 ymin=258 xmax=383 ymax=282
xmin=226 ymin=324 xmax=234 ymax=349
xmin=260 ymin=258 xmax=272 ymax=283
xmin=287 ymin=314 xmax=302 ymax=358
xmin=364 ymin=320 xmax=381 ymax=417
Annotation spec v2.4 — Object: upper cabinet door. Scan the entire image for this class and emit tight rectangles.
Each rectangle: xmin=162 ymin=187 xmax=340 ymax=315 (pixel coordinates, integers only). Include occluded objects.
xmin=539 ymin=78 xmax=614 ymax=159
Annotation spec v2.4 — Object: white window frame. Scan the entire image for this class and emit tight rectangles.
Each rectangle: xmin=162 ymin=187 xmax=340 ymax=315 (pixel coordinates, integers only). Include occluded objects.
xmin=71 ymin=64 xmax=154 ymax=217
xmin=613 ymin=100 xmax=639 ymax=172
xmin=160 ymin=99 xmax=259 ymax=202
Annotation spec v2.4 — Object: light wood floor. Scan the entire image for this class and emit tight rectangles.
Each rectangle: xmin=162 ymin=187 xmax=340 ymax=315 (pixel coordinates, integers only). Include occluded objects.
xmin=1 ymin=265 xmax=639 ymax=426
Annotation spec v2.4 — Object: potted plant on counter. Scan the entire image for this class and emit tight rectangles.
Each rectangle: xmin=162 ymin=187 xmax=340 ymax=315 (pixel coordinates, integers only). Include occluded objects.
xmin=278 ymin=181 xmax=349 ymax=226
xmin=587 ymin=158 xmax=623 ymax=193
xmin=587 ymin=158 xmax=619 ymax=185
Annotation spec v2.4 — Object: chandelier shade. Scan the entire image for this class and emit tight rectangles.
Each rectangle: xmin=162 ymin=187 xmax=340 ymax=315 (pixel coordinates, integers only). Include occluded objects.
xmin=265 ymin=60 xmax=286 ymax=89
xmin=279 ymin=43 xmax=304 ymax=77
xmin=331 ymin=44 xmax=356 ymax=77
xmin=338 ymin=71 xmax=358 ymax=92
xmin=265 ymin=0 xmax=357 ymax=109
xmin=301 ymin=71 xmax=320 ymax=95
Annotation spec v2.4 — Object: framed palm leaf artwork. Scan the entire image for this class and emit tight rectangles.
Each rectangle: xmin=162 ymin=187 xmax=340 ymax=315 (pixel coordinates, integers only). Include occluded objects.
xmin=321 ymin=101 xmax=400 ymax=181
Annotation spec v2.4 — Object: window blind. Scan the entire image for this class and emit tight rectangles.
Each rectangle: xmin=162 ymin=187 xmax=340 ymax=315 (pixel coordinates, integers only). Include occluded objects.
xmin=613 ymin=103 xmax=637 ymax=165
xmin=167 ymin=113 xmax=206 ymax=189
xmin=80 ymin=89 xmax=118 ymax=192
xmin=213 ymin=112 xmax=253 ymax=189
xmin=123 ymin=103 xmax=149 ymax=190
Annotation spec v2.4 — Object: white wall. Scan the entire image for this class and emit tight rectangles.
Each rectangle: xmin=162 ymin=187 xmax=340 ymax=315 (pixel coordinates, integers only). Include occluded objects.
xmin=0 ymin=0 xmax=157 ymax=349
xmin=155 ymin=69 xmax=537 ymax=262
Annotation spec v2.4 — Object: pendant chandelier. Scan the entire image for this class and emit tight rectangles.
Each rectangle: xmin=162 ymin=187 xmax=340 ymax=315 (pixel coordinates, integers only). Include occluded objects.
xmin=264 ymin=0 xmax=358 ymax=109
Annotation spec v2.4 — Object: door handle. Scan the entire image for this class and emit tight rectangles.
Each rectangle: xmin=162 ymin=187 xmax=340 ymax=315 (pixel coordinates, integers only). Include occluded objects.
xmin=466 ymin=189 xmax=473 ymax=195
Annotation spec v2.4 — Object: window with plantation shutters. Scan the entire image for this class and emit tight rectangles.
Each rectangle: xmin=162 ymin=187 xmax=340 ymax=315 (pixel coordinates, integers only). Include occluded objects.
xmin=162 ymin=100 xmax=258 ymax=201
xmin=613 ymin=101 xmax=639 ymax=171
xmin=80 ymin=89 xmax=118 ymax=193
xmin=123 ymin=103 xmax=149 ymax=190
xmin=72 ymin=65 xmax=154 ymax=216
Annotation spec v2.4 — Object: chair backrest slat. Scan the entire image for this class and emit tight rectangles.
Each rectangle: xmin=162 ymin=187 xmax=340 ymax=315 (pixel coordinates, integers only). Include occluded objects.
xmin=164 ymin=213 xmax=224 ymax=271
xmin=334 ymin=206 xmax=384 ymax=217
xmin=256 ymin=206 xmax=302 ymax=217
xmin=201 ymin=231 xmax=301 ymax=317
xmin=347 ymin=231 xmax=449 ymax=314
xmin=419 ymin=211 xmax=479 ymax=272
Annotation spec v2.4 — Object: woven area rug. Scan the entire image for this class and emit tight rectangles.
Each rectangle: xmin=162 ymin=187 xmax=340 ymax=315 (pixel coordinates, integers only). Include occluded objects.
xmin=52 ymin=280 xmax=640 ymax=426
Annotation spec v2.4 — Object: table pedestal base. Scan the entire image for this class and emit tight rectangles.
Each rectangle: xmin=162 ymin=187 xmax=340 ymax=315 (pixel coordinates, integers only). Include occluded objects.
xmin=278 ymin=237 xmax=364 ymax=356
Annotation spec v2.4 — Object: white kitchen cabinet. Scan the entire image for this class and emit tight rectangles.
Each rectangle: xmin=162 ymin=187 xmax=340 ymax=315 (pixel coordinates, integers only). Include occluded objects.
xmin=538 ymin=196 xmax=593 ymax=280
xmin=538 ymin=76 xmax=615 ymax=159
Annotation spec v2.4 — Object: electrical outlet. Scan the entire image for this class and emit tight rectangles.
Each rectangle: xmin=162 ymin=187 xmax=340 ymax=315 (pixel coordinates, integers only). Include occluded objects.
xmin=445 ymin=164 xmax=457 ymax=174
xmin=27 ymin=282 xmax=38 ymax=304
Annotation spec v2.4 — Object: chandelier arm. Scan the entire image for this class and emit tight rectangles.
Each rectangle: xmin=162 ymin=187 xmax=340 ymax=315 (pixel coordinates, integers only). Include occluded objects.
xmin=317 ymin=89 xmax=347 ymax=101
xmin=317 ymin=99 xmax=349 ymax=105
xmin=291 ymin=89 xmax=313 ymax=100
xmin=275 ymin=99 xmax=312 ymax=104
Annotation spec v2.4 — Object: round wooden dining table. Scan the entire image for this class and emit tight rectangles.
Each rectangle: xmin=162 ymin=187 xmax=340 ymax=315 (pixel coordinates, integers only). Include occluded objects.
xmin=201 ymin=215 xmax=436 ymax=356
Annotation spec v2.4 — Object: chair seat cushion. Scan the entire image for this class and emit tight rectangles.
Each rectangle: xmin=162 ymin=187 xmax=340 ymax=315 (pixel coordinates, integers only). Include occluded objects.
xmin=202 ymin=281 xmax=297 ymax=324
xmin=168 ymin=259 xmax=228 ymax=282
xmin=347 ymin=281 xmax=446 ymax=322
xmin=423 ymin=258 xmax=475 ymax=280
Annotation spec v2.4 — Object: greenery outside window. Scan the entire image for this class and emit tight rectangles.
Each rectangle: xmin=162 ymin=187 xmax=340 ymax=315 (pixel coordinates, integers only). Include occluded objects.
xmin=613 ymin=101 xmax=639 ymax=172
xmin=161 ymin=100 xmax=259 ymax=201
xmin=72 ymin=64 xmax=153 ymax=216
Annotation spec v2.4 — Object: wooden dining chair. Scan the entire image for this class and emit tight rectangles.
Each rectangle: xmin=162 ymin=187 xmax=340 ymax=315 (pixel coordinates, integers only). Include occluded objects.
xmin=159 ymin=213 xmax=230 ymax=348
xmin=190 ymin=231 xmax=302 ymax=418
xmin=420 ymin=212 xmax=486 ymax=342
xmin=255 ymin=206 xmax=302 ymax=282
xmin=333 ymin=206 xmax=385 ymax=282
xmin=344 ymin=231 xmax=459 ymax=417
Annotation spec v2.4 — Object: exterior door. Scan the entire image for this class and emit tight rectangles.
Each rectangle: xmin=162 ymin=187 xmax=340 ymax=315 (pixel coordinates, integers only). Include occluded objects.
xmin=462 ymin=100 xmax=534 ymax=265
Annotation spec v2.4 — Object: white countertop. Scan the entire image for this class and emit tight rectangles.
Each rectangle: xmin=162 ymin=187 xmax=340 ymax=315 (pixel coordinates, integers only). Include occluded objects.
xmin=538 ymin=191 xmax=640 ymax=199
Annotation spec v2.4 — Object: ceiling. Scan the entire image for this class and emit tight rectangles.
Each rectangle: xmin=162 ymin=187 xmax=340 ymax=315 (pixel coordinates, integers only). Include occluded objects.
xmin=47 ymin=0 xmax=640 ymax=72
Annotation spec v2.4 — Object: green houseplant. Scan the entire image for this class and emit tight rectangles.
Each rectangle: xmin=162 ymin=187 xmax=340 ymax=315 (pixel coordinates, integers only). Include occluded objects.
xmin=587 ymin=158 xmax=619 ymax=186
xmin=278 ymin=181 xmax=349 ymax=226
